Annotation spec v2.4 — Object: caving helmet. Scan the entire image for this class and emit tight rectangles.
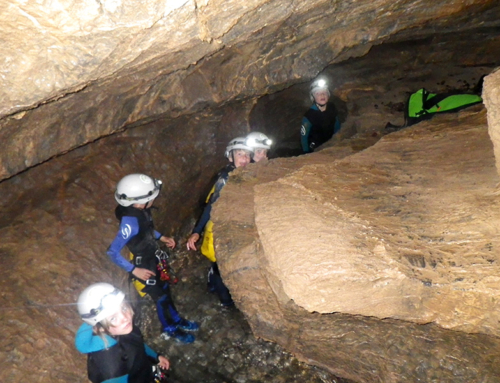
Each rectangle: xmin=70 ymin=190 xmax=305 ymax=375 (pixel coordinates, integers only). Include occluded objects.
xmin=245 ymin=132 xmax=273 ymax=150
xmin=310 ymin=78 xmax=330 ymax=102
xmin=77 ymin=283 xmax=125 ymax=326
xmin=114 ymin=173 xmax=162 ymax=207
xmin=224 ymin=137 xmax=254 ymax=158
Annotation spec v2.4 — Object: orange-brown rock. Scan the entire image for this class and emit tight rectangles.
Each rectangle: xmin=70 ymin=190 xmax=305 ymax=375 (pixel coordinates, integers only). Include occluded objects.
xmin=1 ymin=0 xmax=500 ymax=181
xmin=2 ymin=1 xmax=500 ymax=382
xmin=213 ymin=74 xmax=500 ymax=381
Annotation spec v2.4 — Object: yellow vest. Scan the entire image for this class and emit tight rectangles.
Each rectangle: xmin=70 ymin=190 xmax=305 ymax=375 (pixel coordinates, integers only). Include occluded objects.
xmin=200 ymin=220 xmax=216 ymax=262
xmin=200 ymin=184 xmax=217 ymax=262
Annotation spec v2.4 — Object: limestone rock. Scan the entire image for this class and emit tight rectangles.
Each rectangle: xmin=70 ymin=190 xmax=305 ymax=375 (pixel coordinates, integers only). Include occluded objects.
xmin=484 ymin=68 xmax=500 ymax=179
xmin=0 ymin=109 xmax=234 ymax=383
xmin=2 ymin=0 xmax=500 ymax=181
xmin=212 ymin=102 xmax=500 ymax=381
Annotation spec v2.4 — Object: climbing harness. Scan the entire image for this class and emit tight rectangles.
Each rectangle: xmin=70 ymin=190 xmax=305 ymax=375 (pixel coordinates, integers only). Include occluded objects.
xmin=155 ymin=249 xmax=178 ymax=284
xmin=152 ymin=364 xmax=169 ymax=383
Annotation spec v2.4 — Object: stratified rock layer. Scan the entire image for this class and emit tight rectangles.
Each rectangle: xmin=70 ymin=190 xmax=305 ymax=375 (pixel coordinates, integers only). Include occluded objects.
xmin=0 ymin=107 xmax=235 ymax=383
xmin=2 ymin=0 xmax=500 ymax=181
xmin=213 ymin=100 xmax=500 ymax=380
xmin=485 ymin=68 xmax=500 ymax=179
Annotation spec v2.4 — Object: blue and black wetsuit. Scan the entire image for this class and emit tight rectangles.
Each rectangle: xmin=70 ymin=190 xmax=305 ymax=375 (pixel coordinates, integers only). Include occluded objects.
xmin=75 ymin=323 xmax=159 ymax=383
xmin=107 ymin=206 xmax=181 ymax=333
xmin=192 ymin=163 xmax=235 ymax=306
xmin=300 ymin=102 xmax=340 ymax=153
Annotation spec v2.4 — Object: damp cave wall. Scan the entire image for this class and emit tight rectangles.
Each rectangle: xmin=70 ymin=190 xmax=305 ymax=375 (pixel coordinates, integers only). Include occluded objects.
xmin=251 ymin=28 xmax=500 ymax=156
xmin=2 ymin=1 xmax=500 ymax=182
xmin=2 ymin=2 xmax=500 ymax=382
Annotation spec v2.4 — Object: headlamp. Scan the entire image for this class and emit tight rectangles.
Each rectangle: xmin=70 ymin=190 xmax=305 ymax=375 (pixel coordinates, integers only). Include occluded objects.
xmin=316 ymin=79 xmax=326 ymax=88
xmin=246 ymin=137 xmax=272 ymax=148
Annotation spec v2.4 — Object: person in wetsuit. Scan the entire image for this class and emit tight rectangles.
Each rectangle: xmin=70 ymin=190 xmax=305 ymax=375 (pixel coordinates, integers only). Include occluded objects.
xmin=186 ymin=137 xmax=253 ymax=307
xmin=301 ymin=78 xmax=341 ymax=153
xmin=75 ymin=283 xmax=170 ymax=383
xmin=107 ymin=173 xmax=198 ymax=344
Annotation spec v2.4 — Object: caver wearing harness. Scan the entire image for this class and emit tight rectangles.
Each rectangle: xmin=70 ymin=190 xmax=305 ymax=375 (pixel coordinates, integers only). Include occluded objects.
xmin=300 ymin=78 xmax=341 ymax=153
xmin=186 ymin=137 xmax=253 ymax=307
xmin=75 ymin=283 xmax=170 ymax=383
xmin=107 ymin=174 xmax=199 ymax=344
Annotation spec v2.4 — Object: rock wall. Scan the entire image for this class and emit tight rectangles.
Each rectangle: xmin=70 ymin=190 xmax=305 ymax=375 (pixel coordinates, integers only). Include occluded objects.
xmin=2 ymin=0 xmax=500 ymax=181
xmin=212 ymin=99 xmax=500 ymax=381
xmin=0 ymin=104 xmax=244 ymax=383
xmin=484 ymin=69 xmax=500 ymax=179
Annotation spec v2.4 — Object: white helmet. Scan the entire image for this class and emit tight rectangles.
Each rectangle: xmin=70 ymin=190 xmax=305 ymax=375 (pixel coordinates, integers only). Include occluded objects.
xmin=114 ymin=173 xmax=162 ymax=207
xmin=310 ymin=78 xmax=330 ymax=102
xmin=224 ymin=137 xmax=254 ymax=158
xmin=77 ymin=283 xmax=125 ymax=326
xmin=245 ymin=132 xmax=273 ymax=150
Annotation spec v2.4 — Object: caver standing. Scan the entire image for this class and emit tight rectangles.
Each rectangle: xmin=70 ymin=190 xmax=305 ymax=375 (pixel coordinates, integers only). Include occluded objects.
xmin=75 ymin=282 xmax=170 ymax=383
xmin=107 ymin=173 xmax=198 ymax=343
xmin=186 ymin=138 xmax=253 ymax=307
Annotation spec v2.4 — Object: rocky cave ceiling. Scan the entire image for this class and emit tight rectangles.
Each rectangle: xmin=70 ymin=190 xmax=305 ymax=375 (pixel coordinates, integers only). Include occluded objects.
xmin=1 ymin=0 xmax=500 ymax=180
xmin=2 ymin=1 xmax=500 ymax=382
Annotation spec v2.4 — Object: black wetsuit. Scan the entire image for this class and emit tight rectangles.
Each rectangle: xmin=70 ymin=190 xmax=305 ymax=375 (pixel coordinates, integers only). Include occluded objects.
xmin=75 ymin=323 xmax=159 ymax=383
xmin=301 ymin=102 xmax=340 ymax=153
xmin=107 ymin=206 xmax=181 ymax=332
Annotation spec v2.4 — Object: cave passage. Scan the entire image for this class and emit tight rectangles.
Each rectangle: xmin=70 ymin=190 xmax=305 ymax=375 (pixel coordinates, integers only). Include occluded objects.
xmin=1 ymin=12 xmax=500 ymax=383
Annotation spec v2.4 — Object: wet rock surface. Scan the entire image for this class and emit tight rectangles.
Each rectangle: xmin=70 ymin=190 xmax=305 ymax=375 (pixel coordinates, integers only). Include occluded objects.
xmin=213 ymin=106 xmax=500 ymax=382
xmin=0 ymin=106 xmax=357 ymax=382
xmin=2 ymin=1 xmax=500 ymax=181
xmin=137 ymin=248 xmax=353 ymax=383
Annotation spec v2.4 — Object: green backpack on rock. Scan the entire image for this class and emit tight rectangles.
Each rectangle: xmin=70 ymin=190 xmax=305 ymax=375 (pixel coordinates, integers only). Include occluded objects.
xmin=406 ymin=88 xmax=483 ymax=126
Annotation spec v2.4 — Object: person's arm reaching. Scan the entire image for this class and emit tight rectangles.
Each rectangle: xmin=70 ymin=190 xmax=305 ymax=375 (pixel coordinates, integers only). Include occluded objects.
xmin=187 ymin=174 xmax=227 ymax=251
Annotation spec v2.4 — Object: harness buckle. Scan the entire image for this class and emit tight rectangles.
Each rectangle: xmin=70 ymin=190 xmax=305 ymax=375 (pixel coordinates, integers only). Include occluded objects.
xmin=155 ymin=249 xmax=168 ymax=260
xmin=135 ymin=256 xmax=142 ymax=265
xmin=146 ymin=279 xmax=156 ymax=285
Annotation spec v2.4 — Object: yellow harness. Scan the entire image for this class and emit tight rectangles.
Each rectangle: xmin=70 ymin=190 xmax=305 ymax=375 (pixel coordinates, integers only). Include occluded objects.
xmin=130 ymin=251 xmax=147 ymax=297
xmin=200 ymin=186 xmax=217 ymax=262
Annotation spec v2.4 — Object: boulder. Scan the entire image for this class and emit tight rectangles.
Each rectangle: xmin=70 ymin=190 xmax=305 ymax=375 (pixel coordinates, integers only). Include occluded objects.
xmin=213 ymin=80 xmax=500 ymax=381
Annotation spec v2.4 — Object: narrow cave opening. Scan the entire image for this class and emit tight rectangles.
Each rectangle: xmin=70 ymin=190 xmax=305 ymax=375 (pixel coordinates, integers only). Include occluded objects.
xmin=250 ymin=28 xmax=500 ymax=158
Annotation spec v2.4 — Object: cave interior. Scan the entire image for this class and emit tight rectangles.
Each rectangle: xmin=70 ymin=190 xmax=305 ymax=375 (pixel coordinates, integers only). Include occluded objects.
xmin=2 ymin=1 xmax=500 ymax=382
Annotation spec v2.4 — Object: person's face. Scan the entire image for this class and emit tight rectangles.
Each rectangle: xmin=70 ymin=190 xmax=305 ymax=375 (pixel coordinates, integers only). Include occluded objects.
xmin=230 ymin=149 xmax=251 ymax=168
xmin=253 ymin=148 xmax=268 ymax=162
xmin=313 ymin=90 xmax=329 ymax=105
xmin=106 ymin=304 xmax=133 ymax=336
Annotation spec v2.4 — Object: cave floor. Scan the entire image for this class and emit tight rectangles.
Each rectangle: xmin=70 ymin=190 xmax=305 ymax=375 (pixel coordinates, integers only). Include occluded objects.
xmin=136 ymin=246 xmax=355 ymax=383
